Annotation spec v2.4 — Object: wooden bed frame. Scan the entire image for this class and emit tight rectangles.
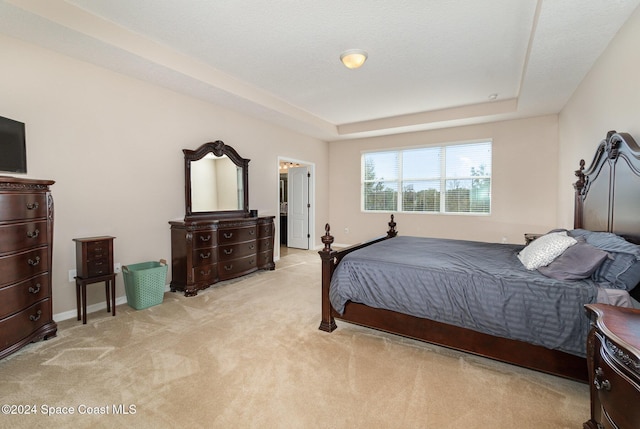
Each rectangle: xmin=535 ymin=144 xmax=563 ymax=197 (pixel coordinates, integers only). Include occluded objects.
xmin=319 ymin=130 xmax=640 ymax=383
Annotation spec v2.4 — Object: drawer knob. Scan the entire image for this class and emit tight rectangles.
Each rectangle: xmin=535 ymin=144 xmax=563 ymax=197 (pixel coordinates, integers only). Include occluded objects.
xmin=30 ymin=310 xmax=42 ymax=322
xmin=224 ymin=264 xmax=233 ymax=271
xmin=200 ymin=235 xmax=211 ymax=242
xmin=199 ymin=269 xmax=211 ymax=276
xmin=200 ymin=252 xmax=211 ymax=259
xmin=223 ymin=249 xmax=233 ymax=255
xmin=223 ymin=232 xmax=233 ymax=239
xmin=26 ymin=202 xmax=39 ymax=210
xmin=27 ymin=229 xmax=40 ymax=238
xmin=249 ymin=244 xmax=255 ymax=250
xmin=594 ymin=367 xmax=611 ymax=391
xmin=29 ymin=283 xmax=41 ymax=294
xmin=28 ymin=256 xmax=41 ymax=266
xmin=249 ymin=230 xmax=255 ymax=235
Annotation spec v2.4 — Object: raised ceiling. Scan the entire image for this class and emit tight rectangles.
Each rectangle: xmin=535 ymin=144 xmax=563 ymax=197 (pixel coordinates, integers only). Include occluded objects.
xmin=1 ymin=0 xmax=638 ymax=140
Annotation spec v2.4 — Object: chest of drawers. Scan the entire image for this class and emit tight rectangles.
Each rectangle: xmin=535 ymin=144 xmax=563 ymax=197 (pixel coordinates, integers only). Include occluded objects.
xmin=169 ymin=216 xmax=275 ymax=296
xmin=584 ymin=304 xmax=640 ymax=429
xmin=0 ymin=176 xmax=57 ymax=359
xmin=73 ymin=236 xmax=115 ymax=278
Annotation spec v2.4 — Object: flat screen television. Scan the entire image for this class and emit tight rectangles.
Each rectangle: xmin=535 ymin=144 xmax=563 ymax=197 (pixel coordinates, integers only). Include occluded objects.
xmin=0 ymin=115 xmax=27 ymax=174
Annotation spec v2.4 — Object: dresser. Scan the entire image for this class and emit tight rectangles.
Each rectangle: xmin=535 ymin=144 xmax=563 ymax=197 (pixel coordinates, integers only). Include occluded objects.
xmin=584 ymin=304 xmax=640 ymax=429
xmin=169 ymin=216 xmax=275 ymax=296
xmin=0 ymin=176 xmax=57 ymax=359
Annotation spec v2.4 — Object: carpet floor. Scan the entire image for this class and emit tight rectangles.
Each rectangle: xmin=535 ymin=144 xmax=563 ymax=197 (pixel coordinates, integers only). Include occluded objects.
xmin=0 ymin=248 xmax=589 ymax=428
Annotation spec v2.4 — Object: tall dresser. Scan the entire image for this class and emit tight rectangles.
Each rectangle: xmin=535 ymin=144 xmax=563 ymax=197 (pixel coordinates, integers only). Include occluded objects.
xmin=0 ymin=176 xmax=57 ymax=359
xmin=584 ymin=304 xmax=640 ymax=429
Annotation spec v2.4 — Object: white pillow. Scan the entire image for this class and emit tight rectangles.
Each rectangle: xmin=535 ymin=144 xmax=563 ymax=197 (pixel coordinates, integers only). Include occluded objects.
xmin=518 ymin=231 xmax=577 ymax=270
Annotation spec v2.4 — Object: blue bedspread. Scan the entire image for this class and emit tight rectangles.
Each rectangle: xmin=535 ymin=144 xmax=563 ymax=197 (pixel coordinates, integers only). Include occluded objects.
xmin=330 ymin=236 xmax=598 ymax=357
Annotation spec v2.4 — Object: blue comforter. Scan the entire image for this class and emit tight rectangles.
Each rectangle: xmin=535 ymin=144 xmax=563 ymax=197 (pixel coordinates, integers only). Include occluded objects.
xmin=330 ymin=236 xmax=598 ymax=357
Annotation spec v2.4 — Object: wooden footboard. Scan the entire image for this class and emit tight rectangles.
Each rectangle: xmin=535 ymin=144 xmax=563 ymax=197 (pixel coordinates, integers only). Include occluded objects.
xmin=318 ymin=215 xmax=397 ymax=332
xmin=318 ymin=214 xmax=588 ymax=382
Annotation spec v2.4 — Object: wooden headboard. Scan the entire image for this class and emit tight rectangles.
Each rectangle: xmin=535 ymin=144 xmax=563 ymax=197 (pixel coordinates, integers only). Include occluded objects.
xmin=574 ymin=130 xmax=640 ymax=245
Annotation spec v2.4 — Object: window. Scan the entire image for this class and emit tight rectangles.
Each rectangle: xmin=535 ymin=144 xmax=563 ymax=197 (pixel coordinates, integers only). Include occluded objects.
xmin=362 ymin=141 xmax=491 ymax=214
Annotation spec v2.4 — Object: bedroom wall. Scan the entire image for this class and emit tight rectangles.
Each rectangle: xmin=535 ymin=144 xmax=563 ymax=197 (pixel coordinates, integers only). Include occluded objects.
xmin=0 ymin=34 xmax=329 ymax=319
xmin=327 ymin=115 xmax=560 ymax=245
xmin=558 ymin=6 xmax=640 ymax=227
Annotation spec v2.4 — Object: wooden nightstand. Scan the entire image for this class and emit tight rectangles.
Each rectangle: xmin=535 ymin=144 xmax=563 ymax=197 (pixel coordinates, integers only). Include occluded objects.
xmin=584 ymin=304 xmax=640 ymax=429
xmin=524 ymin=233 xmax=543 ymax=245
xmin=73 ymin=236 xmax=116 ymax=324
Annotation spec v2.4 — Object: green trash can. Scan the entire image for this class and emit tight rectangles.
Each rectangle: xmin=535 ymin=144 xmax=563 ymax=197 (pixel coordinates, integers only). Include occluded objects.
xmin=122 ymin=259 xmax=168 ymax=310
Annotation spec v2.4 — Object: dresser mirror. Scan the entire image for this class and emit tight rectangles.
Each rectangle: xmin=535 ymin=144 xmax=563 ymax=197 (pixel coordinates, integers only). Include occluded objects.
xmin=184 ymin=141 xmax=249 ymax=220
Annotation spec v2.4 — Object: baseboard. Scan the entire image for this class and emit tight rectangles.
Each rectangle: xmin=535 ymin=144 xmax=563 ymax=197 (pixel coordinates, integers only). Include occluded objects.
xmin=53 ymin=284 xmax=172 ymax=322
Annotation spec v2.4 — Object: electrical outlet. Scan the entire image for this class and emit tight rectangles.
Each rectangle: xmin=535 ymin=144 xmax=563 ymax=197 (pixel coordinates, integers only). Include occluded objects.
xmin=344 ymin=227 xmax=349 ymax=234
xmin=114 ymin=263 xmax=122 ymax=273
xmin=68 ymin=269 xmax=76 ymax=282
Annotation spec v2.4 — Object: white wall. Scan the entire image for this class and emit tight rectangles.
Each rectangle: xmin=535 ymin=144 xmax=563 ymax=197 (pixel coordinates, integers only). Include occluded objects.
xmin=0 ymin=34 xmax=329 ymax=318
xmin=558 ymin=7 xmax=640 ymax=227
xmin=327 ymin=115 xmax=560 ymax=245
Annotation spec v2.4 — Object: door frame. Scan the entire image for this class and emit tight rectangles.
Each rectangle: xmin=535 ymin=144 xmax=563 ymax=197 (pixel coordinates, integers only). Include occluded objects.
xmin=277 ymin=156 xmax=315 ymax=257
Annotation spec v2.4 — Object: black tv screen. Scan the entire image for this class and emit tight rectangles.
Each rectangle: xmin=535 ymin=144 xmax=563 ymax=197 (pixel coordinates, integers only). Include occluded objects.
xmin=0 ymin=115 xmax=27 ymax=174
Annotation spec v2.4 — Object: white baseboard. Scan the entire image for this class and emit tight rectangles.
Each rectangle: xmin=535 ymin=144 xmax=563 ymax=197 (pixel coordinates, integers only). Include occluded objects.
xmin=53 ymin=284 xmax=172 ymax=322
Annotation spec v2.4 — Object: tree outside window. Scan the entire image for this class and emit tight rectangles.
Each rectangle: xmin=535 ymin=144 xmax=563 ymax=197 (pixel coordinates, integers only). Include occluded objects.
xmin=362 ymin=142 xmax=491 ymax=214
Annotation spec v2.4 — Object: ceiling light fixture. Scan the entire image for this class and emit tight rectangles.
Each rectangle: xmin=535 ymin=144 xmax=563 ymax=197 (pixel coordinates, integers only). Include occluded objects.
xmin=340 ymin=49 xmax=368 ymax=69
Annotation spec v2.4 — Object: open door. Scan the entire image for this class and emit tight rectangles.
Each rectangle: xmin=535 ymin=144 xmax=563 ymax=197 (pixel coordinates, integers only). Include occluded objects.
xmin=287 ymin=166 xmax=310 ymax=249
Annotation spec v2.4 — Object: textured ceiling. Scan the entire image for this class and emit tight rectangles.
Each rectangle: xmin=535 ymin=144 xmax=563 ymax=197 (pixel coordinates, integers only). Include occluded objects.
xmin=1 ymin=0 xmax=639 ymax=140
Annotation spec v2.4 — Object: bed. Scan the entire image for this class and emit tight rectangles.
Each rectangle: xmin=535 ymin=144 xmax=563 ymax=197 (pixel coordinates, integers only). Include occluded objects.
xmin=319 ymin=130 xmax=640 ymax=382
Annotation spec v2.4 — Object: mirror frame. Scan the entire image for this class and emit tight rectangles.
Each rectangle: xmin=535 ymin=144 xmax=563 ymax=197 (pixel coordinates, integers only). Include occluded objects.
xmin=184 ymin=140 xmax=250 ymax=221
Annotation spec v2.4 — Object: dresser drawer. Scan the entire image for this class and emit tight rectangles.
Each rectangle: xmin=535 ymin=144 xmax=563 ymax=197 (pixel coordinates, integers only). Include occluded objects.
xmin=257 ymin=250 xmax=274 ymax=269
xmin=0 ymin=273 xmax=49 ymax=319
xmin=218 ymin=226 xmax=257 ymax=244
xmin=257 ymin=237 xmax=273 ymax=252
xmin=218 ymin=254 xmax=257 ymax=280
xmin=85 ymin=241 xmax=111 ymax=261
xmin=192 ymin=246 xmax=215 ymax=267
xmin=193 ymin=263 xmax=217 ymax=284
xmin=0 ymin=299 xmax=52 ymax=350
xmin=193 ymin=230 xmax=217 ymax=249
xmin=258 ymin=222 xmax=273 ymax=238
xmin=0 ymin=194 xmax=48 ymax=222
xmin=218 ymin=241 xmax=257 ymax=262
xmin=0 ymin=247 xmax=49 ymax=288
xmin=0 ymin=220 xmax=48 ymax=254
xmin=86 ymin=259 xmax=111 ymax=277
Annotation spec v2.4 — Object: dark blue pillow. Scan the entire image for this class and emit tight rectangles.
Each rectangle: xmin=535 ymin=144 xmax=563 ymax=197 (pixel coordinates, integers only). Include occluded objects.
xmin=568 ymin=229 xmax=640 ymax=290
xmin=537 ymin=239 xmax=609 ymax=281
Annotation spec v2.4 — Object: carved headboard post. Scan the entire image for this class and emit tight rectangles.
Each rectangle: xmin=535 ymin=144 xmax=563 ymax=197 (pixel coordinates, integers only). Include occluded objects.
xmin=574 ymin=130 xmax=640 ymax=243
xmin=573 ymin=159 xmax=586 ymax=229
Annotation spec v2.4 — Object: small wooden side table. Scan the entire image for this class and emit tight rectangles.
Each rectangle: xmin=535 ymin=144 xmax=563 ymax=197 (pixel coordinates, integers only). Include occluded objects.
xmin=75 ymin=273 xmax=116 ymax=324
xmin=73 ymin=236 xmax=116 ymax=324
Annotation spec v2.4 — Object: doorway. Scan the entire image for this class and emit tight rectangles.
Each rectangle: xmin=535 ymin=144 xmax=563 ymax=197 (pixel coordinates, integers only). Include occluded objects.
xmin=278 ymin=158 xmax=314 ymax=251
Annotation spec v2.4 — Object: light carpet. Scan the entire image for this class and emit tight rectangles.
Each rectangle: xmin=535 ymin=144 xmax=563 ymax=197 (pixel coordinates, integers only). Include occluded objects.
xmin=0 ymin=248 xmax=589 ymax=428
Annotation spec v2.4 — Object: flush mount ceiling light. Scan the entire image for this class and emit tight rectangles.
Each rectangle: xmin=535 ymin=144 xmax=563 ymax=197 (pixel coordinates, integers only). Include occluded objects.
xmin=340 ymin=49 xmax=368 ymax=69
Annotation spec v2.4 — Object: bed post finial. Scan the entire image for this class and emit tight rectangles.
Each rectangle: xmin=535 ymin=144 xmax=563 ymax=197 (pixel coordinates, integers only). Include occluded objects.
xmin=574 ymin=159 xmax=586 ymax=194
xmin=319 ymin=223 xmax=337 ymax=333
xmin=387 ymin=214 xmax=397 ymax=238
xmin=321 ymin=223 xmax=334 ymax=252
